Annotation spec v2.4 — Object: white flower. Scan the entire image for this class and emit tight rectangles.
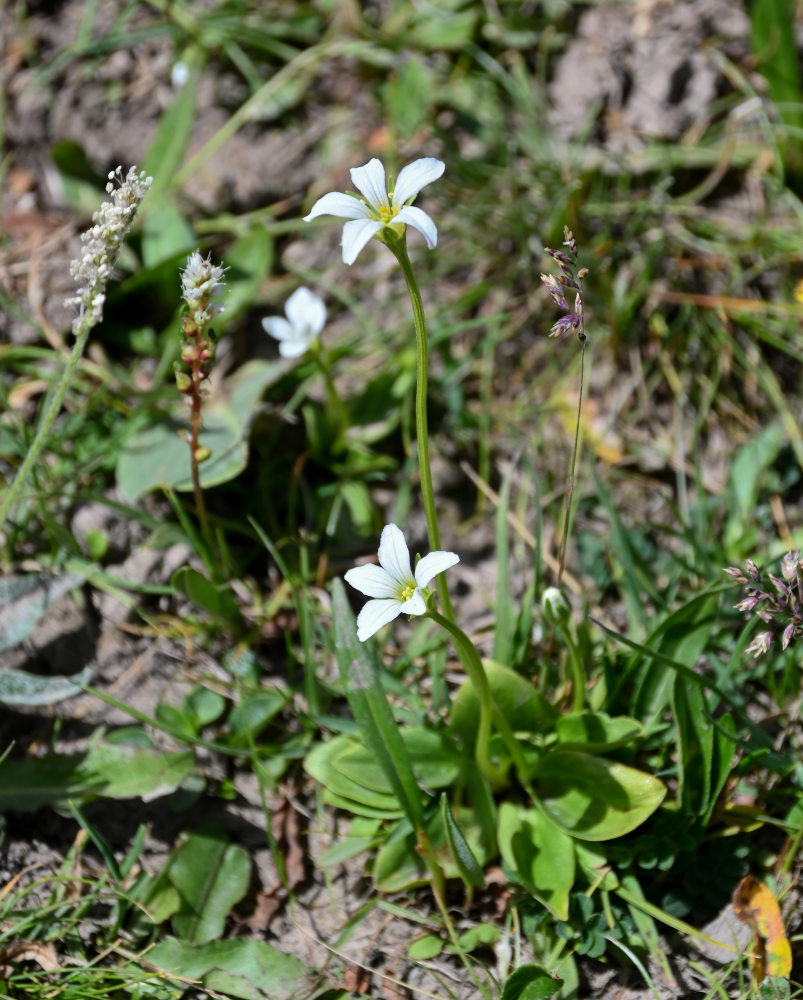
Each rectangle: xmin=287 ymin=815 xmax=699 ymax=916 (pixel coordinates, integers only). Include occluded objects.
xmin=304 ymin=157 xmax=445 ymax=265
xmin=261 ymin=286 xmax=326 ymax=358
xmin=344 ymin=523 xmax=459 ymax=642
xmin=65 ymin=166 xmax=152 ymax=334
xmin=181 ymin=251 xmax=226 ymax=328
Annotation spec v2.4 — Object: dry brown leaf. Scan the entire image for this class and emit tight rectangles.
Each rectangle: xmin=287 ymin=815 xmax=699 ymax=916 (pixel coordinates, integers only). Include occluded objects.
xmin=0 ymin=940 xmax=60 ymax=976
xmin=732 ymin=874 xmax=792 ymax=981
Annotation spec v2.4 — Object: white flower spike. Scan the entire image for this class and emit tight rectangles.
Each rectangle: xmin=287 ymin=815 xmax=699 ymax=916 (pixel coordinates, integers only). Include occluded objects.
xmin=304 ymin=157 xmax=445 ymax=265
xmin=344 ymin=523 xmax=459 ymax=642
xmin=261 ymin=286 xmax=326 ymax=358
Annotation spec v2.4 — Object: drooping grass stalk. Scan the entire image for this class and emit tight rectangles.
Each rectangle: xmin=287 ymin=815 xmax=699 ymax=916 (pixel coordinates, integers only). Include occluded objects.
xmin=386 ymin=235 xmax=455 ymax=623
xmin=542 ymin=227 xmax=588 ymax=591
xmin=0 ymin=167 xmax=151 ymax=538
xmin=558 ymin=338 xmax=586 ymax=590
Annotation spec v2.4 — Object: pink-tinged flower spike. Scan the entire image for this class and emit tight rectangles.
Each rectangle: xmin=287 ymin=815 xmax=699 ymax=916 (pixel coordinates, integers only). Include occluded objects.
xmin=262 ymin=287 xmax=326 ymax=358
xmin=344 ymin=523 xmax=459 ymax=642
xmin=304 ymin=157 xmax=445 ymax=265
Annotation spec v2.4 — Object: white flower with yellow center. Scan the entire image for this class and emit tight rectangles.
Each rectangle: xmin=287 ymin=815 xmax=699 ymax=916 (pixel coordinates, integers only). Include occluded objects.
xmin=304 ymin=157 xmax=445 ymax=265
xmin=344 ymin=522 xmax=459 ymax=642
xmin=261 ymin=286 xmax=326 ymax=358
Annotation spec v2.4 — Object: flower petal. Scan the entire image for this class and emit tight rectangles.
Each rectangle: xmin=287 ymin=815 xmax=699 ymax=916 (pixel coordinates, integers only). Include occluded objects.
xmin=399 ymin=590 xmax=427 ymax=616
xmin=356 ymin=598 xmax=402 ymax=642
xmin=415 ymin=550 xmax=459 ymax=589
xmin=392 ymin=158 xmax=445 ymax=207
xmin=278 ymin=339 xmax=309 ymax=359
xmin=392 ymin=205 xmax=438 ymax=249
xmin=342 ymin=218 xmax=383 ymax=265
xmin=377 ymin=523 xmax=414 ymax=586
xmin=261 ymin=316 xmax=294 ymax=342
xmin=344 ymin=563 xmax=399 ymax=599
xmin=350 ymin=159 xmax=389 ymax=212
xmin=286 ymin=286 xmax=326 ymax=334
xmin=304 ymin=191 xmax=371 ymax=222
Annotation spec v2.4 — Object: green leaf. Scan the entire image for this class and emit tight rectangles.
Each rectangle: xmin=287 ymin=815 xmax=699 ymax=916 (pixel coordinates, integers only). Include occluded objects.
xmin=184 ymin=685 xmax=226 ymax=729
xmin=141 ymin=200 xmax=196 ymax=269
xmin=408 ymin=934 xmax=443 ymax=960
xmin=225 ymin=690 xmax=286 ymax=747
xmin=533 ymin=750 xmax=666 ymax=841
xmin=492 ymin=451 xmax=516 ymax=666
xmin=748 ymin=0 xmax=803 ymax=130
xmin=373 ymin=806 xmax=489 ymax=892
xmin=142 ymin=62 xmax=198 ymax=201
xmin=440 ymin=792 xmax=484 ymax=889
xmin=501 ymin=964 xmax=563 ymax=1000
xmin=387 ymin=57 xmax=433 ymax=140
xmin=117 ymin=359 xmax=290 ymax=500
xmin=497 ymin=803 xmax=574 ymax=920
xmin=168 ymin=825 xmax=251 ymax=944
xmin=171 ymin=567 xmax=241 ymax=627
xmin=759 ymin=977 xmax=791 ymax=1000
xmin=333 ymin=728 xmax=459 ymax=793
xmin=450 ymin=659 xmax=557 ymax=742
xmin=671 ymin=675 xmax=714 ymax=817
xmin=626 ymin=593 xmax=718 ymax=722
xmin=0 ymin=743 xmax=195 ymax=810
xmin=305 ymin=737 xmax=405 ymax=817
xmin=224 ymin=228 xmax=273 ymax=321
xmin=146 ymin=937 xmax=310 ymax=1000
xmin=458 ymin=923 xmax=501 ymax=951
xmin=331 ymin=580 xmax=426 ymax=832
xmin=555 ymin=712 xmax=643 ymax=753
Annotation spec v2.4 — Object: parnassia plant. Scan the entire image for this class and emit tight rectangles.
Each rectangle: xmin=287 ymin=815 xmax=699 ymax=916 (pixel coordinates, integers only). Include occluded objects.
xmin=303 ymin=156 xmax=667 ymax=934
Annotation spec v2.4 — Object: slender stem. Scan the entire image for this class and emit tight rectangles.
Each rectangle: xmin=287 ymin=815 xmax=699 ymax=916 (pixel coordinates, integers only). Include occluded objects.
xmin=311 ymin=345 xmax=348 ymax=444
xmin=387 ymin=237 xmax=455 ymax=622
xmin=429 ymin=608 xmax=537 ymax=797
xmin=0 ymin=321 xmax=92 ymax=535
xmin=557 ymin=337 xmax=585 ymax=589
xmin=431 ymin=888 xmax=493 ymax=1000
xmin=428 ymin=609 xmax=506 ymax=787
xmin=560 ymin=623 xmax=586 ymax=712
xmin=188 ymin=353 xmax=213 ymax=556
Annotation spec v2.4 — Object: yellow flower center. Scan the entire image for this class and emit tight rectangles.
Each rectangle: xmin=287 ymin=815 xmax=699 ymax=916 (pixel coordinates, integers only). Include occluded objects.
xmin=377 ymin=203 xmax=395 ymax=223
xmin=398 ymin=582 xmax=416 ymax=603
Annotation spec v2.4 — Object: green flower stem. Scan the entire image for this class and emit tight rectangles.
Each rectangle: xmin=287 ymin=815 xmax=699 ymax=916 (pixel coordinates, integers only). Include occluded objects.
xmin=310 ymin=343 xmax=348 ymax=443
xmin=429 ymin=609 xmax=537 ymax=797
xmin=386 ymin=236 xmax=455 ymax=623
xmin=0 ymin=319 xmax=93 ymax=535
xmin=428 ymin=609 xmax=508 ymax=787
xmin=560 ymin=624 xmax=586 ymax=712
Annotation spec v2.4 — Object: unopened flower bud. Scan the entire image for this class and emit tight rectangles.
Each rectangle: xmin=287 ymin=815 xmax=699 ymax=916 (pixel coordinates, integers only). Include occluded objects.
xmin=174 ymin=370 xmax=192 ymax=393
xmin=781 ymin=551 xmax=800 ymax=582
xmin=542 ymin=586 xmax=571 ymax=626
xmin=194 ymin=446 xmax=211 ymax=463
